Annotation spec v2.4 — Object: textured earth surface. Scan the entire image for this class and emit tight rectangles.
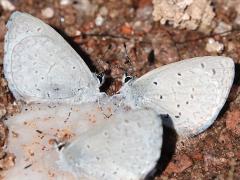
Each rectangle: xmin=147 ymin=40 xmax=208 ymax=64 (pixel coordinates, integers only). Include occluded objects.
xmin=0 ymin=0 xmax=239 ymax=179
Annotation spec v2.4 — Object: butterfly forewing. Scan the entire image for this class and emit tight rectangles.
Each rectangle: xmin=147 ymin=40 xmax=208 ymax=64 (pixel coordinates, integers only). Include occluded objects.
xmin=4 ymin=12 xmax=100 ymax=104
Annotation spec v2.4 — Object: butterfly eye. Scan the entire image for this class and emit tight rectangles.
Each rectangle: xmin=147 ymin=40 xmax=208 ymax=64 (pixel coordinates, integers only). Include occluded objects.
xmin=97 ymin=73 xmax=105 ymax=84
xmin=212 ymin=68 xmax=216 ymax=75
xmin=123 ymin=72 xmax=133 ymax=83
xmin=124 ymin=76 xmax=133 ymax=83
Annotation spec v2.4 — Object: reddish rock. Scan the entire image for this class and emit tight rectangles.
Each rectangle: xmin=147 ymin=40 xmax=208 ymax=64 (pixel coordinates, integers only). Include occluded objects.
xmin=64 ymin=26 xmax=78 ymax=37
xmin=164 ymin=154 xmax=193 ymax=174
xmin=63 ymin=13 xmax=76 ymax=25
xmin=218 ymin=130 xmax=230 ymax=143
xmin=0 ymin=42 xmax=4 ymax=62
xmin=82 ymin=21 xmax=95 ymax=31
xmin=0 ymin=20 xmax=7 ymax=41
xmin=226 ymin=110 xmax=240 ymax=135
xmin=192 ymin=152 xmax=203 ymax=161
xmin=138 ymin=0 xmax=152 ymax=8
xmin=204 ymin=154 xmax=227 ymax=171
xmin=236 ymin=151 xmax=240 ymax=160
xmin=0 ymin=152 xmax=15 ymax=170
xmin=203 ymin=137 xmax=215 ymax=150
xmin=0 ymin=121 xmax=8 ymax=147
xmin=120 ymin=23 xmax=133 ymax=35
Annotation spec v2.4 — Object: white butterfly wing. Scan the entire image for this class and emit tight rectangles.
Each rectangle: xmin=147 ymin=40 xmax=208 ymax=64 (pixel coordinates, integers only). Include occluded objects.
xmin=4 ymin=100 xmax=162 ymax=180
xmin=120 ymin=56 xmax=235 ymax=136
xmin=4 ymin=12 xmax=100 ymax=104
xmin=62 ymin=108 xmax=162 ymax=180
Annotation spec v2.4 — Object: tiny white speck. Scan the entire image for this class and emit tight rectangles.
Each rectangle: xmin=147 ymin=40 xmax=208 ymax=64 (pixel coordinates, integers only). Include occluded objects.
xmin=95 ymin=15 xmax=104 ymax=26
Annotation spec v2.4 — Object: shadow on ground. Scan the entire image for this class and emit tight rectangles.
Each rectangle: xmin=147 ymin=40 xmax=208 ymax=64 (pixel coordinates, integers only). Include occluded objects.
xmin=146 ymin=116 xmax=177 ymax=180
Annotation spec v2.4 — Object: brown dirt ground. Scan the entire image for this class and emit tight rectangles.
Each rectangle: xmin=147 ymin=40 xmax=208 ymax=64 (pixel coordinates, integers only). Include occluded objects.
xmin=0 ymin=0 xmax=239 ymax=179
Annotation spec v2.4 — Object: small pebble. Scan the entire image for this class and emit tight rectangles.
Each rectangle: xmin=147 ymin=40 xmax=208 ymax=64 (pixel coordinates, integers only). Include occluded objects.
xmin=0 ymin=20 xmax=7 ymax=41
xmin=234 ymin=14 xmax=240 ymax=26
xmin=0 ymin=42 xmax=4 ymax=64
xmin=214 ymin=21 xmax=232 ymax=34
xmin=218 ymin=130 xmax=230 ymax=143
xmin=63 ymin=14 xmax=76 ymax=25
xmin=120 ymin=23 xmax=133 ymax=35
xmin=204 ymin=154 xmax=227 ymax=171
xmin=95 ymin=15 xmax=104 ymax=26
xmin=65 ymin=26 xmax=79 ymax=37
xmin=227 ymin=41 xmax=236 ymax=52
xmin=205 ymin=38 xmax=224 ymax=53
xmin=0 ymin=153 xmax=15 ymax=170
xmin=0 ymin=0 xmax=15 ymax=11
xmin=73 ymin=0 xmax=98 ymax=17
xmin=226 ymin=110 xmax=240 ymax=135
xmin=192 ymin=152 xmax=203 ymax=161
xmin=0 ymin=107 xmax=6 ymax=119
xmin=163 ymin=154 xmax=193 ymax=174
xmin=41 ymin=7 xmax=55 ymax=19
xmin=99 ymin=6 xmax=108 ymax=16
xmin=0 ymin=120 xmax=7 ymax=146
xmin=60 ymin=0 xmax=72 ymax=5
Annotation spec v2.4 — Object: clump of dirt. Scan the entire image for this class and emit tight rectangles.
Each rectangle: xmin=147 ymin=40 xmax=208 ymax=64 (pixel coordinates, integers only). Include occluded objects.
xmin=0 ymin=0 xmax=239 ymax=179
xmin=152 ymin=0 xmax=215 ymax=34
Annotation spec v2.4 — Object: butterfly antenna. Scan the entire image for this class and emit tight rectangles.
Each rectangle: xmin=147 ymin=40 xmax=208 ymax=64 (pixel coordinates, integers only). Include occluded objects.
xmin=123 ymin=43 xmax=132 ymax=66
xmin=97 ymin=44 xmax=112 ymax=75
xmin=122 ymin=43 xmax=134 ymax=83
xmin=96 ymin=44 xmax=114 ymax=92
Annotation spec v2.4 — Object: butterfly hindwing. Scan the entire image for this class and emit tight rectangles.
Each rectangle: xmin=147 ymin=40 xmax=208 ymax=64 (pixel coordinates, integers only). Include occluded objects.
xmin=120 ymin=56 xmax=235 ymax=136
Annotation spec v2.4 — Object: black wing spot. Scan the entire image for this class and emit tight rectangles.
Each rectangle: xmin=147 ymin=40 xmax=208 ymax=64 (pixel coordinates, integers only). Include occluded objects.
xmin=177 ymin=81 xmax=181 ymax=85
xmin=175 ymin=115 xmax=180 ymax=118
xmin=53 ymin=88 xmax=60 ymax=91
xmin=160 ymin=95 xmax=163 ymax=99
xmin=186 ymin=101 xmax=189 ymax=104
xmin=177 ymin=104 xmax=180 ymax=108
xmin=72 ymin=66 xmax=76 ymax=69
xmin=137 ymin=122 xmax=141 ymax=128
xmin=201 ymin=63 xmax=205 ymax=68
xmin=104 ymin=132 xmax=108 ymax=136
xmin=177 ymin=73 xmax=181 ymax=76
xmin=190 ymin=94 xmax=194 ymax=99
xmin=153 ymin=81 xmax=158 ymax=85
xmin=212 ymin=68 xmax=216 ymax=75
